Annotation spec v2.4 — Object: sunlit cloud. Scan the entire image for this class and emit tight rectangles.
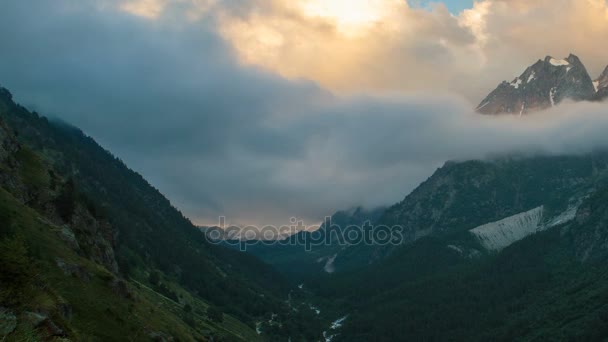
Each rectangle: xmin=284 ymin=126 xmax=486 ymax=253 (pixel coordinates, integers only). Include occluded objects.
xmin=120 ymin=0 xmax=167 ymax=18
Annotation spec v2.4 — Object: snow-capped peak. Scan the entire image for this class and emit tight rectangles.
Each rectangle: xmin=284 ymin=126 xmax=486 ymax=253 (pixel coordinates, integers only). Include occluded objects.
xmin=548 ymin=57 xmax=570 ymax=66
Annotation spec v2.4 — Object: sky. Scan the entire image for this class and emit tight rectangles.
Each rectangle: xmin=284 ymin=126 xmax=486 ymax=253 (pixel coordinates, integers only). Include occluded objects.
xmin=0 ymin=0 xmax=608 ymax=227
xmin=412 ymin=0 xmax=474 ymax=13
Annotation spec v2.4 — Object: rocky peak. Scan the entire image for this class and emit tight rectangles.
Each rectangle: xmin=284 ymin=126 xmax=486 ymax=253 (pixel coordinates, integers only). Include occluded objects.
xmin=594 ymin=65 xmax=608 ymax=91
xmin=477 ymin=54 xmax=596 ymax=115
xmin=590 ymin=65 xmax=608 ymax=102
xmin=0 ymin=119 xmax=19 ymax=162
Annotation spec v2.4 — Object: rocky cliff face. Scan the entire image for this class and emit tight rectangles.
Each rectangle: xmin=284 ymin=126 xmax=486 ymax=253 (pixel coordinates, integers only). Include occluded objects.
xmin=478 ymin=54 xmax=606 ymax=114
xmin=594 ymin=66 xmax=608 ymax=90
xmin=0 ymin=120 xmax=18 ymax=162
xmin=477 ymin=54 xmax=595 ymax=115
xmin=0 ymin=115 xmax=120 ymax=274
xmin=591 ymin=66 xmax=608 ymax=101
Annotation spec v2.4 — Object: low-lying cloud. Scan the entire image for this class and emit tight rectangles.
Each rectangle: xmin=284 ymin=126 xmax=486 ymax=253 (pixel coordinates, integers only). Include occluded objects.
xmin=0 ymin=0 xmax=607 ymax=227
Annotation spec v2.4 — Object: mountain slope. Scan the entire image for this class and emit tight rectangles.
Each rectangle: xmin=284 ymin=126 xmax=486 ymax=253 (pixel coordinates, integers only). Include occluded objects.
xmin=328 ymin=181 xmax=608 ymax=341
xmin=316 ymin=154 xmax=606 ymax=273
xmin=0 ymin=85 xmax=322 ymax=340
xmin=299 ymin=154 xmax=608 ymax=341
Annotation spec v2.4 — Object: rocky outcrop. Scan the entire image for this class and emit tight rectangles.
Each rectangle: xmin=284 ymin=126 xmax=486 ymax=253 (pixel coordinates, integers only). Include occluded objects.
xmin=0 ymin=308 xmax=17 ymax=337
xmin=109 ymin=278 xmax=134 ymax=299
xmin=23 ymin=311 xmax=67 ymax=338
xmin=565 ymin=188 xmax=608 ymax=262
xmin=0 ymin=119 xmax=24 ymax=199
xmin=55 ymin=258 xmax=92 ymax=281
xmin=591 ymin=65 xmax=608 ymax=102
xmin=0 ymin=120 xmax=18 ymax=162
xmin=148 ymin=330 xmax=175 ymax=342
xmin=70 ymin=206 xmax=119 ymax=274
xmin=594 ymin=66 xmax=608 ymax=91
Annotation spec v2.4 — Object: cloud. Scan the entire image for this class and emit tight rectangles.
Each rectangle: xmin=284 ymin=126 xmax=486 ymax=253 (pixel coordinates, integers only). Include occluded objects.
xmin=0 ymin=0 xmax=608 ymax=227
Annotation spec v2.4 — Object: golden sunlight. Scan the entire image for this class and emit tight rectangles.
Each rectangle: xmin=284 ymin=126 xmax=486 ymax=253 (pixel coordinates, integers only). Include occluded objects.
xmin=300 ymin=0 xmax=396 ymax=33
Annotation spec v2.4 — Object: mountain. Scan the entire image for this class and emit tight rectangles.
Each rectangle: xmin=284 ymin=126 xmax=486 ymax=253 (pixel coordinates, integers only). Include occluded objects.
xmin=244 ymin=153 xmax=608 ymax=283
xmin=309 ymin=154 xmax=608 ymax=341
xmin=233 ymin=206 xmax=386 ymax=280
xmin=0 ymin=86 xmax=325 ymax=341
xmin=477 ymin=54 xmax=606 ymax=115
xmin=326 ymin=189 xmax=608 ymax=341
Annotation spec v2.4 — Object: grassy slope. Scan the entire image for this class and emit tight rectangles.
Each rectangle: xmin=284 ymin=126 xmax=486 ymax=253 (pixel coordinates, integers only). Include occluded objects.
xmin=0 ymin=186 xmax=262 ymax=341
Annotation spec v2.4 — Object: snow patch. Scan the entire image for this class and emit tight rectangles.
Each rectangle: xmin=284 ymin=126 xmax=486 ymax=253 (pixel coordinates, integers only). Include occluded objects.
xmin=324 ymin=254 xmax=338 ymax=273
xmin=550 ymin=87 xmax=557 ymax=106
xmin=331 ymin=316 xmax=348 ymax=329
xmin=519 ymin=102 xmax=526 ymax=117
xmin=470 ymin=207 xmax=544 ymax=251
xmin=547 ymin=203 xmax=580 ymax=227
xmin=470 ymin=204 xmax=581 ymax=251
xmin=510 ymin=78 xmax=523 ymax=89
xmin=324 ymin=316 xmax=348 ymax=342
xmin=447 ymin=245 xmax=463 ymax=254
xmin=527 ymin=72 xmax=536 ymax=83
xmin=549 ymin=58 xmax=570 ymax=66
xmin=477 ymin=101 xmax=490 ymax=110
xmin=594 ymin=80 xmax=600 ymax=92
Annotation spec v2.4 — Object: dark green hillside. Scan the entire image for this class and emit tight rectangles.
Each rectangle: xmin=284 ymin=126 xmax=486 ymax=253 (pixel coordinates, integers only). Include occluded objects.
xmin=309 ymin=157 xmax=608 ymax=341
xmin=328 ymin=184 xmax=608 ymax=341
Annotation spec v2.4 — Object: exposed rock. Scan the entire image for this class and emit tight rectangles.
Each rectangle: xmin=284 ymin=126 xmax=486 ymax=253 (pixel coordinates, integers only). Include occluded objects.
xmin=58 ymin=303 xmax=73 ymax=321
xmin=70 ymin=206 xmax=119 ymax=274
xmin=594 ymin=65 xmax=608 ymax=90
xmin=148 ymin=331 xmax=175 ymax=342
xmin=0 ymin=120 xmax=19 ymax=161
xmin=446 ymin=245 xmax=482 ymax=259
xmin=591 ymin=87 xmax=608 ymax=102
xmin=59 ymin=225 xmax=81 ymax=251
xmin=45 ymin=319 xmax=66 ymax=337
xmin=109 ymin=278 xmax=134 ymax=299
xmin=23 ymin=311 xmax=67 ymax=338
xmin=0 ymin=307 xmax=17 ymax=337
xmin=55 ymin=258 xmax=92 ymax=282
xmin=0 ymin=119 xmax=26 ymax=200
xmin=24 ymin=311 xmax=48 ymax=327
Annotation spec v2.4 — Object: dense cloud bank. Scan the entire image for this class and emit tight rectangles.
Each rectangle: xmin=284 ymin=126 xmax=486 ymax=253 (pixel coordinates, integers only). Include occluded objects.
xmin=0 ymin=0 xmax=607 ymax=226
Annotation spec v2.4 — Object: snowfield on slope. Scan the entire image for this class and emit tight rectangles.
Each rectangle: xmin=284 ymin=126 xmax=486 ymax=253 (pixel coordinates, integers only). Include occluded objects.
xmin=470 ymin=203 xmax=581 ymax=251
xmin=470 ymin=206 xmax=545 ymax=251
